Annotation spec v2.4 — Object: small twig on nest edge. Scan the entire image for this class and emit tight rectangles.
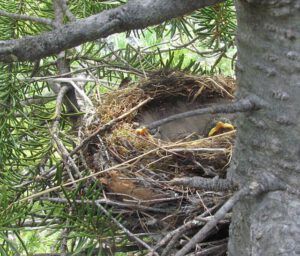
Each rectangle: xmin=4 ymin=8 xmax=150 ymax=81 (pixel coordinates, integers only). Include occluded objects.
xmin=146 ymin=95 xmax=265 ymax=130
xmin=69 ymin=97 xmax=152 ymax=156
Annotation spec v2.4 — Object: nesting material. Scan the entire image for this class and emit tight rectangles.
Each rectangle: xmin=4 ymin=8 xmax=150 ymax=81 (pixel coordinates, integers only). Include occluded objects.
xmin=84 ymin=70 xmax=236 ymax=252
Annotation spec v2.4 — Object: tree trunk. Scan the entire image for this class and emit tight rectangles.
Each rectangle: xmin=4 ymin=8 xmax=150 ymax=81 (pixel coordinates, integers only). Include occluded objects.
xmin=228 ymin=0 xmax=300 ymax=255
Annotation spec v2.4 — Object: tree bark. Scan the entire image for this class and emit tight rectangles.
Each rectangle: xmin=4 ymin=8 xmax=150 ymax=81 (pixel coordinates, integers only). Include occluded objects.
xmin=0 ymin=0 xmax=223 ymax=63
xmin=228 ymin=0 xmax=300 ymax=255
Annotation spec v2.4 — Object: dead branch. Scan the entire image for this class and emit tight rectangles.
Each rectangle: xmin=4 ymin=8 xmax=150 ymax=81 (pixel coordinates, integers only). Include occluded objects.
xmin=170 ymin=177 xmax=237 ymax=191
xmin=53 ymin=1 xmax=80 ymax=121
xmin=51 ymin=86 xmax=82 ymax=181
xmin=50 ymin=3 xmax=82 ymax=181
xmin=21 ymin=93 xmax=56 ymax=106
xmin=40 ymin=196 xmax=171 ymax=214
xmin=52 ymin=85 xmax=69 ymax=133
xmin=186 ymin=242 xmax=227 ymax=256
xmin=146 ymin=96 xmax=264 ymax=130
xmin=94 ymin=201 xmax=156 ymax=254
xmin=175 ymin=176 xmax=287 ymax=256
xmin=60 ymin=219 xmax=70 ymax=256
xmin=147 ymin=203 xmax=224 ymax=255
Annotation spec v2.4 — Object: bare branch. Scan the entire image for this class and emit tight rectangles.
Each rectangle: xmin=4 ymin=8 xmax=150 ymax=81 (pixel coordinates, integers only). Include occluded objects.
xmin=146 ymin=96 xmax=265 ymax=130
xmin=58 ymin=0 xmax=76 ymax=22
xmin=147 ymin=203 xmax=224 ymax=255
xmin=170 ymin=177 xmax=237 ymax=191
xmin=53 ymin=0 xmax=80 ymax=122
xmin=94 ymin=201 xmax=156 ymax=253
xmin=40 ymin=197 xmax=171 ymax=214
xmin=52 ymin=85 xmax=69 ymax=134
xmin=175 ymin=177 xmax=287 ymax=256
xmin=52 ymin=0 xmax=83 ymax=176
xmin=0 ymin=0 xmax=224 ymax=62
xmin=21 ymin=93 xmax=56 ymax=106
xmin=51 ymin=86 xmax=82 ymax=181
xmin=0 ymin=10 xmax=55 ymax=27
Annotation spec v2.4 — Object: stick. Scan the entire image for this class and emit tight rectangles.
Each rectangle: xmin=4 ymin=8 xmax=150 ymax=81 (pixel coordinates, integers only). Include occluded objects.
xmin=175 ymin=177 xmax=286 ymax=256
xmin=146 ymin=96 xmax=263 ymax=130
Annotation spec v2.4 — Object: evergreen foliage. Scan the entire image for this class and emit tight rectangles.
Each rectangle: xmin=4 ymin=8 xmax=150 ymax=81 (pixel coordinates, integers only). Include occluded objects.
xmin=0 ymin=0 xmax=236 ymax=254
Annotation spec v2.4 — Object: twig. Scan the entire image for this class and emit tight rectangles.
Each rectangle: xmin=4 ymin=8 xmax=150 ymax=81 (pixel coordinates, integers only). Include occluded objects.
xmin=171 ymin=35 xmax=202 ymax=49
xmin=67 ymin=80 xmax=94 ymax=107
xmin=40 ymin=196 xmax=171 ymax=214
xmin=205 ymin=76 xmax=234 ymax=99
xmin=174 ymin=177 xmax=286 ymax=256
xmin=52 ymin=86 xmax=69 ymax=133
xmin=26 ymin=63 xmax=142 ymax=83
xmin=146 ymin=96 xmax=264 ymax=130
xmin=0 ymin=10 xmax=55 ymax=27
xmin=17 ymin=146 xmax=163 ymax=203
xmin=186 ymin=242 xmax=227 ymax=256
xmin=148 ymin=203 xmax=223 ymax=255
xmin=42 ymin=77 xmax=97 ymax=83
xmin=58 ymin=0 xmax=76 ymax=22
xmin=53 ymin=0 xmax=80 ymax=123
xmin=169 ymin=147 xmax=226 ymax=153
xmin=60 ymin=224 xmax=70 ymax=256
xmin=51 ymin=87 xmax=81 ymax=181
xmin=162 ymin=227 xmax=192 ymax=256
xmin=51 ymin=2 xmax=81 ymax=181
xmin=21 ymin=93 xmax=56 ymax=106
xmin=94 ymin=201 xmax=156 ymax=253
xmin=170 ymin=177 xmax=237 ymax=192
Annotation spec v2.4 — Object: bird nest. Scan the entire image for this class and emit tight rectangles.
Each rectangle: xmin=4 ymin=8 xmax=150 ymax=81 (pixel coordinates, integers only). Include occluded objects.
xmin=83 ymin=70 xmax=236 ymax=254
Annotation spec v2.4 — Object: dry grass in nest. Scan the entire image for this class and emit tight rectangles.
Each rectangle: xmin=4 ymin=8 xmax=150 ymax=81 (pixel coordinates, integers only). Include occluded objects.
xmin=83 ymin=70 xmax=237 ymax=250
xmin=140 ymin=70 xmax=235 ymax=102
xmin=96 ymin=71 xmax=235 ymax=124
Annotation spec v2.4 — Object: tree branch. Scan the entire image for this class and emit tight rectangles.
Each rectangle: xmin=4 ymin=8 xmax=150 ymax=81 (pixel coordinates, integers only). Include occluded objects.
xmin=170 ymin=176 xmax=237 ymax=191
xmin=58 ymin=0 xmax=76 ymax=22
xmin=53 ymin=0 xmax=81 ymax=123
xmin=0 ymin=0 xmax=224 ymax=62
xmin=0 ymin=10 xmax=55 ymax=27
xmin=146 ymin=96 xmax=265 ymax=130
xmin=175 ymin=176 xmax=288 ymax=256
xmin=94 ymin=201 xmax=156 ymax=253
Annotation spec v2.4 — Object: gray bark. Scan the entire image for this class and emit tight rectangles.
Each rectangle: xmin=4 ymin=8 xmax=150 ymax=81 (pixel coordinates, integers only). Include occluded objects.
xmin=0 ymin=0 xmax=223 ymax=62
xmin=228 ymin=0 xmax=300 ymax=255
xmin=53 ymin=0 xmax=80 ymax=124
